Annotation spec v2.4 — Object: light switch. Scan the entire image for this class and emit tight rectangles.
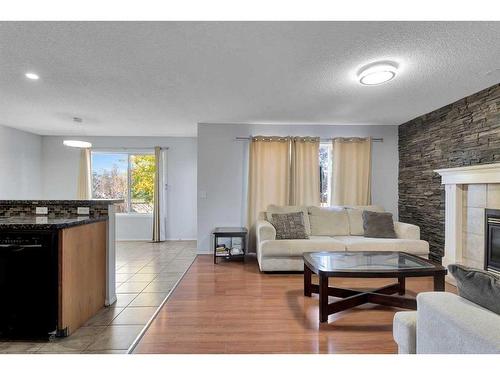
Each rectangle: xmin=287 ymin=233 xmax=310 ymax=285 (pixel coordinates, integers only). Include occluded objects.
xmin=35 ymin=216 xmax=48 ymax=224
xmin=35 ymin=207 xmax=48 ymax=215
xmin=199 ymin=190 xmax=207 ymax=199
xmin=77 ymin=207 xmax=90 ymax=215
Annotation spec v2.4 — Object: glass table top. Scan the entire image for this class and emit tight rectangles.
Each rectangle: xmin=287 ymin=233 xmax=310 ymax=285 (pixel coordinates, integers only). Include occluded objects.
xmin=303 ymin=251 xmax=437 ymax=273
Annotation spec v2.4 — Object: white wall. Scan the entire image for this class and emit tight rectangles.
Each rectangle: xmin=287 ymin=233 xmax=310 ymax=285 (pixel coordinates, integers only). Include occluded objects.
xmin=115 ymin=214 xmax=154 ymax=241
xmin=42 ymin=136 xmax=197 ymax=240
xmin=197 ymin=123 xmax=399 ymax=253
xmin=0 ymin=124 xmax=43 ymax=199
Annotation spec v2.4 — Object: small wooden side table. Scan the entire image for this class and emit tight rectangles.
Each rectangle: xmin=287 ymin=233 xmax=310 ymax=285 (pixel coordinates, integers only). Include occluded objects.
xmin=213 ymin=227 xmax=247 ymax=264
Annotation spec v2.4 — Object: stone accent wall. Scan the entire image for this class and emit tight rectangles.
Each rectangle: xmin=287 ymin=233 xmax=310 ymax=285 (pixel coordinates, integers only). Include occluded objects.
xmin=399 ymin=83 xmax=500 ymax=261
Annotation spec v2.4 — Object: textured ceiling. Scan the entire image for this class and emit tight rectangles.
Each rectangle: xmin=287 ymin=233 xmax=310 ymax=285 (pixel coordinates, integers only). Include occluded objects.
xmin=1 ymin=21 xmax=499 ymax=136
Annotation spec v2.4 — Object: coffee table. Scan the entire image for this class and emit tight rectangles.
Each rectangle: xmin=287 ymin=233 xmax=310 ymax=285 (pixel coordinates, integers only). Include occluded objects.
xmin=303 ymin=251 xmax=447 ymax=323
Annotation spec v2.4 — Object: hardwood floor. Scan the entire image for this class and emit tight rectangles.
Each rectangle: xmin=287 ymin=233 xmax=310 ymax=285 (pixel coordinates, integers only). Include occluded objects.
xmin=133 ymin=255 xmax=456 ymax=354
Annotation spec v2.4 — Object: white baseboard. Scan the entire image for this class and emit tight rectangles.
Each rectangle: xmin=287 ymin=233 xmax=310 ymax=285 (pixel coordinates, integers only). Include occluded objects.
xmin=117 ymin=238 xmax=197 ymax=242
xmin=116 ymin=238 xmax=151 ymax=242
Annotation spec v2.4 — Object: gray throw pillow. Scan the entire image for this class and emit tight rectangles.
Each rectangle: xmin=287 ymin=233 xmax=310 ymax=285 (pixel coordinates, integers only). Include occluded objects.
xmin=362 ymin=210 xmax=397 ymax=238
xmin=448 ymin=264 xmax=500 ymax=315
xmin=271 ymin=212 xmax=309 ymax=240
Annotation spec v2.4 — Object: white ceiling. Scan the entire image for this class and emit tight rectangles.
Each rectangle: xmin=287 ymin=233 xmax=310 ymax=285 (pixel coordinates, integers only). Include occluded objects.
xmin=1 ymin=21 xmax=499 ymax=137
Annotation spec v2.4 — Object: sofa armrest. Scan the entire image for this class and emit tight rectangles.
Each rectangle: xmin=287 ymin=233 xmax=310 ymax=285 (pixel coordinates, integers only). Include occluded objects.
xmin=393 ymin=311 xmax=417 ymax=354
xmin=394 ymin=221 xmax=420 ymax=240
xmin=416 ymin=292 xmax=500 ymax=354
xmin=256 ymin=220 xmax=276 ymax=243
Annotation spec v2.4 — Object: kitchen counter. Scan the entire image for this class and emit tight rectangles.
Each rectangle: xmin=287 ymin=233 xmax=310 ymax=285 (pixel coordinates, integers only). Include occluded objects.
xmin=0 ymin=216 xmax=108 ymax=230
xmin=0 ymin=216 xmax=108 ymax=337
xmin=0 ymin=199 xmax=121 ymax=309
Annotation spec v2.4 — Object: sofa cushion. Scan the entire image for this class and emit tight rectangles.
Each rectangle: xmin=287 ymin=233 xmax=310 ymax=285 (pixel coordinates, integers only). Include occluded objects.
xmin=362 ymin=211 xmax=397 ymax=238
xmin=266 ymin=205 xmax=311 ymax=236
xmin=345 ymin=205 xmax=385 ymax=212
xmin=271 ymin=212 xmax=309 ymax=240
xmin=448 ymin=264 xmax=500 ymax=315
xmin=346 ymin=205 xmax=384 ymax=235
xmin=333 ymin=236 xmax=429 ymax=256
xmin=307 ymin=206 xmax=349 ymax=236
xmin=259 ymin=237 xmax=345 ymax=257
xmin=394 ymin=221 xmax=420 ymax=240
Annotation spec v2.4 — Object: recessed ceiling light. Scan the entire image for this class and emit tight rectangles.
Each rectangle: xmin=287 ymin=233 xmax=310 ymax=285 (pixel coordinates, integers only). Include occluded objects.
xmin=63 ymin=140 xmax=92 ymax=148
xmin=25 ymin=72 xmax=40 ymax=80
xmin=357 ymin=61 xmax=398 ymax=86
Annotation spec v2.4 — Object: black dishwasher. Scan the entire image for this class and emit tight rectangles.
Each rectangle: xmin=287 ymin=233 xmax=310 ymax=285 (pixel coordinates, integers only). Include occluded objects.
xmin=0 ymin=230 xmax=58 ymax=338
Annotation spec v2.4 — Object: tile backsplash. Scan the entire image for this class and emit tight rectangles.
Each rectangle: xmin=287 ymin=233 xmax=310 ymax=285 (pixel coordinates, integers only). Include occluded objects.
xmin=0 ymin=202 xmax=109 ymax=218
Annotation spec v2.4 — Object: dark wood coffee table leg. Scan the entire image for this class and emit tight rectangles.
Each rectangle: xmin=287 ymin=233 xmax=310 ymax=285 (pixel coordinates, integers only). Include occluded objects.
xmin=398 ymin=277 xmax=405 ymax=295
xmin=305 ymin=272 xmax=443 ymax=323
xmin=319 ymin=274 xmax=329 ymax=323
xmin=434 ymin=273 xmax=445 ymax=291
xmin=304 ymin=264 xmax=312 ymax=297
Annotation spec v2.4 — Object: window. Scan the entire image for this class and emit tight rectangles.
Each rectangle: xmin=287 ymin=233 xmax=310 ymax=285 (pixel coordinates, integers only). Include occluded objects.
xmin=91 ymin=151 xmax=156 ymax=214
xmin=319 ymin=143 xmax=332 ymax=207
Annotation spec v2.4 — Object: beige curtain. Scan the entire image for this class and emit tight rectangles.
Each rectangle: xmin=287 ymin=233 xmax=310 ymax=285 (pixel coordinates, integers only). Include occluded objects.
xmin=290 ymin=137 xmax=320 ymax=206
xmin=76 ymin=148 xmax=91 ymax=199
xmin=331 ymin=137 xmax=372 ymax=206
xmin=247 ymin=136 xmax=291 ymax=229
xmin=152 ymin=146 xmax=161 ymax=242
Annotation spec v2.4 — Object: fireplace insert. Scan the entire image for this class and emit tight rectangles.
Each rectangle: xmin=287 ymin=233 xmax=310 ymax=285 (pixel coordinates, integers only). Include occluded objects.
xmin=485 ymin=209 xmax=500 ymax=275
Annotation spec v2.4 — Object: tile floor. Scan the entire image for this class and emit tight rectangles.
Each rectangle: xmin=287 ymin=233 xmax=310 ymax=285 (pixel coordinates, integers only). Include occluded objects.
xmin=0 ymin=240 xmax=197 ymax=354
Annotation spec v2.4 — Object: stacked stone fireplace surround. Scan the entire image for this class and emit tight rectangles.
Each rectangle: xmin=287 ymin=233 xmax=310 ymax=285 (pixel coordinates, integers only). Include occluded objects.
xmin=399 ymin=83 xmax=500 ymax=263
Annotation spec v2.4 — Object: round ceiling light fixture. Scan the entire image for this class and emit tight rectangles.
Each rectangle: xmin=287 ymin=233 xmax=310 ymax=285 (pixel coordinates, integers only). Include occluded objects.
xmin=25 ymin=72 xmax=40 ymax=80
xmin=63 ymin=140 xmax=92 ymax=148
xmin=357 ymin=61 xmax=398 ymax=86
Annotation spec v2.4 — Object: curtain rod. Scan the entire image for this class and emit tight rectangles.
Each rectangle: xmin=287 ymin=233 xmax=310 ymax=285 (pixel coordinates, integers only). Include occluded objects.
xmin=90 ymin=147 xmax=169 ymax=150
xmin=234 ymin=137 xmax=383 ymax=142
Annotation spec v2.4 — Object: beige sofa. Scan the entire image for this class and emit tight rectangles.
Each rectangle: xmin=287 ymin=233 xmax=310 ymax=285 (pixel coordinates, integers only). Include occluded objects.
xmin=256 ymin=204 xmax=429 ymax=272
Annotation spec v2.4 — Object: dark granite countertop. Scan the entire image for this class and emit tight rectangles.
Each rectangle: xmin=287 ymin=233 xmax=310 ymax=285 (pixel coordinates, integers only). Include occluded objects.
xmin=0 ymin=216 xmax=108 ymax=230
xmin=0 ymin=199 xmax=123 ymax=206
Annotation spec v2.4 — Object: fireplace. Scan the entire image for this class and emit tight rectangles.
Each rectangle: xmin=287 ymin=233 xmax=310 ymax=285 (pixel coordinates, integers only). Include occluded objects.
xmin=434 ymin=163 xmax=500 ymax=284
xmin=485 ymin=209 xmax=500 ymax=275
